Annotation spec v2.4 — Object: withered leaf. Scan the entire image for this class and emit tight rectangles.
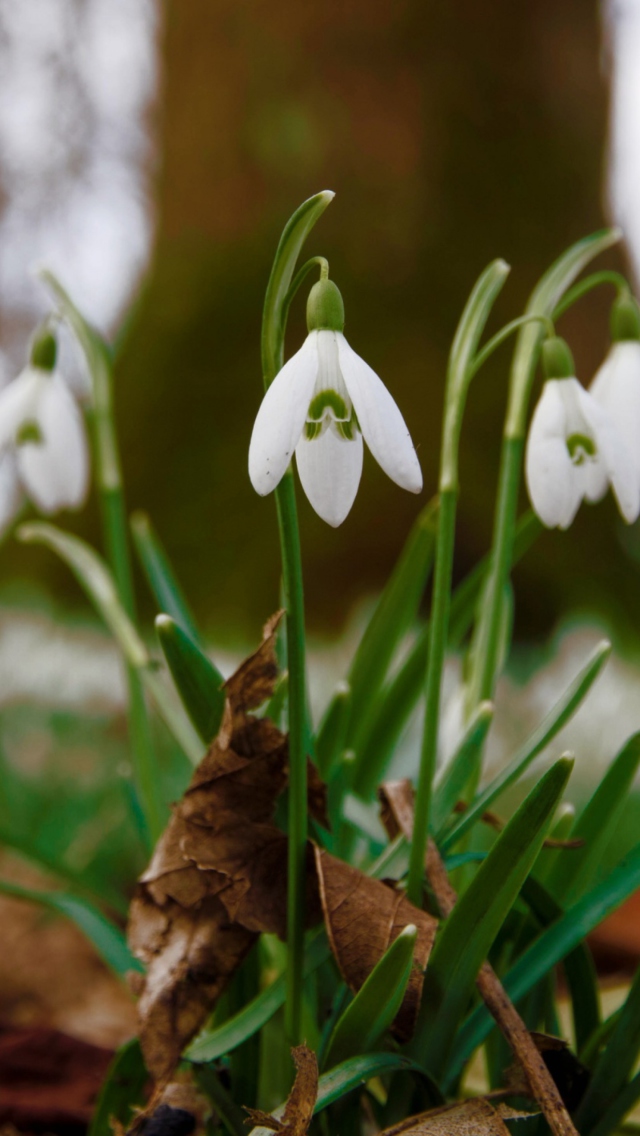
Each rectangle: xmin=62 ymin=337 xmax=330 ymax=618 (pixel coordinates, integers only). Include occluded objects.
xmin=314 ymin=848 xmax=437 ymax=1041
xmin=245 ymin=1046 xmax=318 ymax=1136
xmin=128 ymin=614 xmax=323 ymax=1085
xmin=380 ymin=1097 xmax=513 ymax=1136
xmin=506 ymin=1033 xmax=590 ymax=1112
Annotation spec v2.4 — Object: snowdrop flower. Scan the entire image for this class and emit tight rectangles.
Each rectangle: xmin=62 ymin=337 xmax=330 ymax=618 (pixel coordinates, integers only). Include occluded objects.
xmin=0 ymin=325 xmax=89 ymax=528
xmin=589 ymin=291 xmax=640 ymax=489
xmin=249 ymin=275 xmax=422 ymax=526
xmin=525 ymin=335 xmax=639 ymax=529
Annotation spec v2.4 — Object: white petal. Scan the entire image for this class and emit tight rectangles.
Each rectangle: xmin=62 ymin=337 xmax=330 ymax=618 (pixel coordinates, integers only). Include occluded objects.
xmin=248 ymin=334 xmax=319 ymax=495
xmin=525 ymin=381 xmax=582 ymax=528
xmin=336 ymin=334 xmax=422 ymax=493
xmin=295 ymin=428 xmax=363 ymax=526
xmin=0 ymin=451 xmax=24 ymax=534
xmin=17 ymin=375 xmax=89 ymax=513
xmin=577 ymin=382 xmax=640 ymax=523
xmin=590 ymin=341 xmax=640 ymax=484
xmin=0 ymin=369 xmax=43 ymax=453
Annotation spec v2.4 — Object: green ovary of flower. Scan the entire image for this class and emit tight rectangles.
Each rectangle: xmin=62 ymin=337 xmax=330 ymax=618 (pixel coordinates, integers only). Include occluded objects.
xmin=566 ymin=432 xmax=597 ymax=465
xmin=16 ymin=420 xmax=44 ymax=446
xmin=304 ymin=389 xmax=360 ymax=441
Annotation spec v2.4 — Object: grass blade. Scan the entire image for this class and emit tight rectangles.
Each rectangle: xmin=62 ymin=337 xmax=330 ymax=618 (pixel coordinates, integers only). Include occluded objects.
xmin=0 ymin=878 xmax=140 ymax=977
xmin=346 ymin=498 xmax=438 ymax=754
xmin=156 ymin=614 xmax=225 ymax=745
xmin=432 ymin=701 xmax=494 ymax=836
xmin=131 ymin=510 xmax=201 ymax=643
xmin=409 ymin=757 xmax=573 ymax=1078
xmin=447 ymin=840 xmax=640 ymax=1084
xmin=548 ymin=731 xmax=640 ymax=905
xmin=88 ymin=1039 xmax=148 ymax=1136
xmin=441 ymin=641 xmax=611 ymax=850
xmin=323 ymin=924 xmax=417 ymax=1069
xmin=17 ymin=522 xmax=203 ymax=764
xmin=316 ymin=681 xmax=351 ymax=780
xmin=576 ymin=963 xmax=640 ymax=1134
xmin=186 ymin=931 xmax=331 ymax=1062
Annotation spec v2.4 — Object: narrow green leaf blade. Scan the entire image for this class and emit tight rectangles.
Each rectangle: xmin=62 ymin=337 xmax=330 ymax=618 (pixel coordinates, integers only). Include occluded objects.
xmin=549 ymin=731 xmax=640 ymax=905
xmin=131 ymin=511 xmax=201 ymax=643
xmin=448 ymin=841 xmax=640 ymax=1083
xmin=186 ymin=931 xmax=331 ymax=1063
xmin=246 ymin=1053 xmax=435 ymax=1135
xmin=442 ymin=640 xmax=611 ymax=850
xmin=17 ymin=522 xmax=203 ymax=764
xmin=88 ymin=1039 xmax=148 ymax=1136
xmin=346 ymin=498 xmax=438 ymax=752
xmin=316 ymin=681 xmax=351 ymax=780
xmin=576 ymin=962 xmax=640 ymax=1134
xmin=353 ymin=511 xmax=542 ymax=799
xmin=432 ymin=701 xmax=494 ymax=836
xmin=156 ymin=615 xmax=225 ymax=745
xmin=409 ymin=757 xmax=573 ymax=1078
xmin=262 ymin=190 xmax=335 ymax=385
xmin=0 ymin=878 xmax=140 ymax=977
xmin=323 ymin=924 xmax=417 ymax=1069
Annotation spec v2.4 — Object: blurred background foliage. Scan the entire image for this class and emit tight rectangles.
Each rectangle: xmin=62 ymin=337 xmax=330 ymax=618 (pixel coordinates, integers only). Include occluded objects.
xmin=1 ymin=0 xmax=639 ymax=649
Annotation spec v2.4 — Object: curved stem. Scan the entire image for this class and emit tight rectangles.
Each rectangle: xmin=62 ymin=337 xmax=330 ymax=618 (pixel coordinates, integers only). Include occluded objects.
xmin=470 ymin=315 xmax=555 ymax=378
xmin=553 ymin=270 xmax=630 ymax=319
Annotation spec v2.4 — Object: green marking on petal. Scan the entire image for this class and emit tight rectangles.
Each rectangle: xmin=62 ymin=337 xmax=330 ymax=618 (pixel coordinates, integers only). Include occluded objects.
xmin=308 ymin=389 xmax=349 ymax=422
xmin=16 ymin=420 xmax=44 ymax=446
xmin=567 ymin=433 xmax=596 ymax=464
xmin=338 ymin=406 xmax=361 ymax=441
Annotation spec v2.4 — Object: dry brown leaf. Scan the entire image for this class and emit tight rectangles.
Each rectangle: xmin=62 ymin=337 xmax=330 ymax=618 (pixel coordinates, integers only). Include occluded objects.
xmin=128 ymin=614 xmax=320 ymax=1084
xmin=379 ymin=1097 xmax=513 ymax=1136
xmin=244 ymin=1046 xmax=318 ymax=1136
xmin=314 ymin=848 xmax=437 ymax=1041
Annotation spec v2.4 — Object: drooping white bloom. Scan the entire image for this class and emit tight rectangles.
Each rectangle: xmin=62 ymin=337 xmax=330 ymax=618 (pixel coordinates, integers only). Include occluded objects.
xmin=525 ymin=376 xmax=639 ymax=529
xmin=590 ymin=340 xmax=640 ymax=488
xmin=249 ymin=277 xmax=422 ymax=526
xmin=0 ymin=330 xmax=89 ymax=528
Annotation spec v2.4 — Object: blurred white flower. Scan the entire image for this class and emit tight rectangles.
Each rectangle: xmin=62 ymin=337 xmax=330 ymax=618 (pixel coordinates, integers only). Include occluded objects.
xmin=525 ymin=376 xmax=638 ymax=529
xmin=249 ymin=278 xmax=422 ymax=526
xmin=0 ymin=329 xmax=89 ymax=528
xmin=590 ymin=340 xmax=640 ymax=488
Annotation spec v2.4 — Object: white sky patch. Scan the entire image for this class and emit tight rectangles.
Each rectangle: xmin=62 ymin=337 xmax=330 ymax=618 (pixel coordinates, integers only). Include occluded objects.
xmin=0 ymin=0 xmax=159 ymax=358
xmin=605 ymin=0 xmax=640 ymax=285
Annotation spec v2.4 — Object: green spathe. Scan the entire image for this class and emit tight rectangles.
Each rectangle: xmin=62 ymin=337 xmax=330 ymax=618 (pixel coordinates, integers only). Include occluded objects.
xmin=30 ymin=327 xmax=57 ymax=371
xmin=542 ymin=335 xmax=575 ymax=380
xmin=610 ymin=291 xmax=640 ymax=342
xmin=306 ymin=278 xmax=345 ymax=332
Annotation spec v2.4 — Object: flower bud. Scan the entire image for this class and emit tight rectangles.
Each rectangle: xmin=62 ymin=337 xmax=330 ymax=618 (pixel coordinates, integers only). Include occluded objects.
xmin=306 ymin=278 xmax=345 ymax=333
xmin=29 ymin=326 xmax=57 ymax=372
xmin=610 ymin=291 xmax=640 ymax=342
xmin=542 ymin=335 xmax=574 ymax=380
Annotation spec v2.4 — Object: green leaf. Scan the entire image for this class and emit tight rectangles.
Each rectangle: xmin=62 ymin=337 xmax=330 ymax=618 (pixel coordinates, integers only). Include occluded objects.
xmin=352 ymin=511 xmax=542 ymax=799
xmin=323 ymin=924 xmax=417 ymax=1069
xmin=88 ymin=1039 xmax=148 ymax=1136
xmin=246 ymin=1053 xmax=436 ymax=1135
xmin=261 ymin=190 xmax=335 ymax=385
xmin=131 ymin=511 xmax=201 ymax=643
xmin=0 ymin=878 xmax=140 ymax=977
xmin=346 ymin=497 xmax=438 ymax=754
xmin=316 ymin=681 xmax=351 ymax=780
xmin=17 ymin=522 xmax=203 ymax=764
xmin=409 ymin=757 xmax=573 ymax=1079
xmin=447 ymin=840 xmax=640 ymax=1085
xmin=156 ymin=615 xmax=225 ymax=745
xmin=521 ymin=875 xmax=599 ymax=1055
xmin=505 ymin=228 xmax=621 ymax=439
xmin=576 ymin=962 xmax=640 ymax=1134
xmin=432 ymin=701 xmax=494 ymax=836
xmin=186 ymin=931 xmax=331 ymax=1063
xmin=441 ymin=640 xmax=610 ymax=850
xmin=548 ymin=731 xmax=640 ymax=905
xmin=586 ymin=1070 xmax=640 ymax=1136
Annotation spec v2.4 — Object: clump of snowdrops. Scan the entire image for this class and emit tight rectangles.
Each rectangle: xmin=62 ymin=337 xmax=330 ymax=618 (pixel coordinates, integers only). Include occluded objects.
xmin=1 ymin=193 xmax=640 ymax=1136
